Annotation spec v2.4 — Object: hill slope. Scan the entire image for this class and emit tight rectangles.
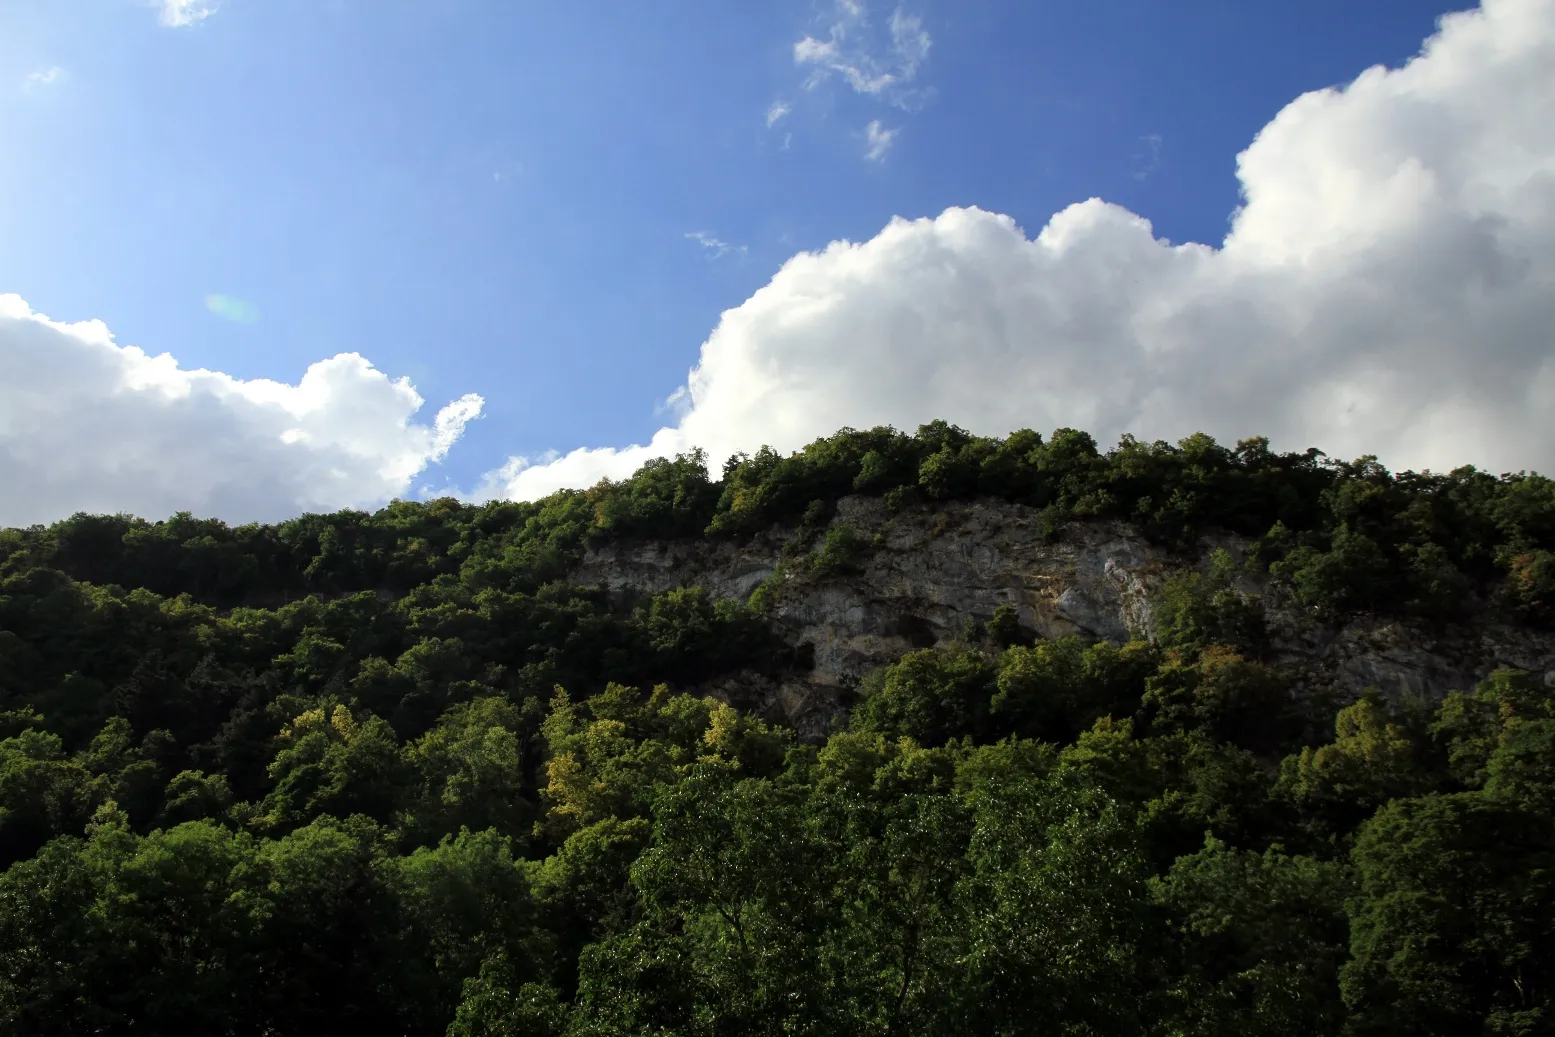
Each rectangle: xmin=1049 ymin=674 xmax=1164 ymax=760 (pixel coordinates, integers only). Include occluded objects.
xmin=578 ymin=493 xmax=1555 ymax=739
xmin=2 ymin=422 xmax=1554 ymax=1034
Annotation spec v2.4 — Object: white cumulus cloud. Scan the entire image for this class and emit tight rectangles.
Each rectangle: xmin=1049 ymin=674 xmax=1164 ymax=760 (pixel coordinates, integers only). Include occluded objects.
xmin=482 ymin=0 xmax=1555 ymax=502
xmin=0 ymin=295 xmax=483 ymax=525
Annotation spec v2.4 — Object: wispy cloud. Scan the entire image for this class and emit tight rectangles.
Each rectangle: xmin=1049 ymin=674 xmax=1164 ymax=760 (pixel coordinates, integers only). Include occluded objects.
xmin=766 ymin=100 xmax=792 ymax=128
xmin=491 ymin=160 xmax=524 ymax=185
xmin=24 ymin=67 xmax=64 ymax=91
xmin=787 ymin=3 xmax=930 ymax=160
xmin=159 ymin=0 xmax=220 ymax=28
xmin=864 ymin=120 xmax=897 ymax=161
xmin=1132 ymin=134 xmax=1162 ymax=181
xmin=794 ymin=2 xmax=932 ymax=110
xmin=685 ymin=231 xmax=747 ymax=260
xmin=655 ymin=385 xmax=693 ymax=419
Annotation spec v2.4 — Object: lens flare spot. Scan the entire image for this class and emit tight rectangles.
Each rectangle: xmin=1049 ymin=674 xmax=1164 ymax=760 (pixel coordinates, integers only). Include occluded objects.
xmin=205 ymin=293 xmax=259 ymax=323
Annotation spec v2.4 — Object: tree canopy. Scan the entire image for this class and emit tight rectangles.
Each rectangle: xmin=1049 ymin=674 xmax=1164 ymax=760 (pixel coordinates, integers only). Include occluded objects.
xmin=2 ymin=421 xmax=1553 ymax=1035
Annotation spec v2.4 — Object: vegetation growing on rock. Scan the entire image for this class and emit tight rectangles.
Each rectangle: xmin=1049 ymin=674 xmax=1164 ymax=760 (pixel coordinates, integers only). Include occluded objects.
xmin=2 ymin=421 xmax=1553 ymax=1034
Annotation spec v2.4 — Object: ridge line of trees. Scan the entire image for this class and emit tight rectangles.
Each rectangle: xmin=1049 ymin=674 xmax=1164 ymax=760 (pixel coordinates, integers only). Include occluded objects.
xmin=5 ymin=422 xmax=1553 ymax=625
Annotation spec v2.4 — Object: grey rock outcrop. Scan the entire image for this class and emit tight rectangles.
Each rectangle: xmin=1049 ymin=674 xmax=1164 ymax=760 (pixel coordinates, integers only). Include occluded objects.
xmin=573 ymin=496 xmax=1555 ymax=739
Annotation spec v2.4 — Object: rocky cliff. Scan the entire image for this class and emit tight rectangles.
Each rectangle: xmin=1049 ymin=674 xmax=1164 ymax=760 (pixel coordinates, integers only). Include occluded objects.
xmin=574 ymin=495 xmax=1555 ymax=739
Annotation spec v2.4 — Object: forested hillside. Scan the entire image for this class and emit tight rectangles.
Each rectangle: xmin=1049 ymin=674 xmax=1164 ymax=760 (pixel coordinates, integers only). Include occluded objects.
xmin=2 ymin=422 xmax=1554 ymax=1035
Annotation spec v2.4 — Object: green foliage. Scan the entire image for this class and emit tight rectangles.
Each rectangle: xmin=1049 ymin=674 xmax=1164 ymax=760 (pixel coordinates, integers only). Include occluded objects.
xmin=1501 ymin=548 xmax=1555 ymax=624
xmin=852 ymin=647 xmax=997 ymax=746
xmin=954 ymin=769 xmax=1158 ymax=1034
xmin=809 ymin=521 xmax=868 ymax=576
xmin=992 ymin=636 xmax=1159 ymax=742
xmin=449 ymin=953 xmax=569 ymax=1037
xmin=1275 ymin=524 xmax=1395 ymax=616
xmin=401 ymin=696 xmax=535 ymax=845
xmin=1275 ymin=693 xmax=1435 ymax=844
xmin=5 ymin=420 xmax=1551 ymax=629
xmin=1140 ymin=645 xmax=1294 ymax=754
xmin=257 ymin=704 xmax=406 ymax=832
xmin=3 ymin=420 xmax=1555 ymax=1033
xmin=158 ymin=768 xmax=231 ymax=826
xmin=586 ymin=449 xmax=720 ymax=541
xmin=1154 ymin=836 xmax=1351 ymax=1035
xmin=1345 ymin=791 xmax=1555 ymax=1035
xmin=984 ymin=602 xmax=1031 ymax=649
xmin=1153 ymin=549 xmax=1269 ymax=656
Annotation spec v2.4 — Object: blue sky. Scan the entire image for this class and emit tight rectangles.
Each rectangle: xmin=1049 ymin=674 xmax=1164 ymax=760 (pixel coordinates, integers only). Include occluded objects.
xmin=3 ymin=0 xmax=1552 ymax=524
xmin=1 ymin=0 xmax=1454 ymax=487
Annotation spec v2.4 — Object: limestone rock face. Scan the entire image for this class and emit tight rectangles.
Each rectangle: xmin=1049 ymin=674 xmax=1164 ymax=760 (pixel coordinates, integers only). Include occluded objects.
xmin=573 ymin=496 xmax=1555 ymax=739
